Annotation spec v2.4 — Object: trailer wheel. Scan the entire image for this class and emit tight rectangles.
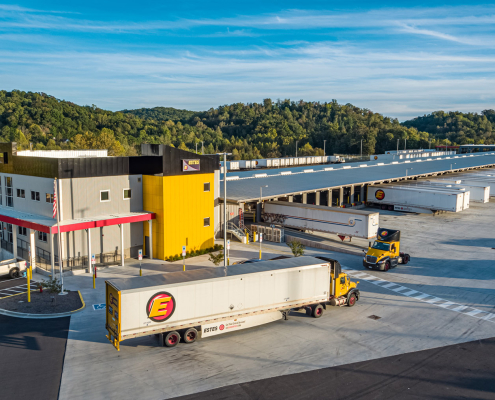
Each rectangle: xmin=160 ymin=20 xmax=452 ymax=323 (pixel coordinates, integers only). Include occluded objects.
xmin=348 ymin=293 xmax=357 ymax=307
xmin=164 ymin=331 xmax=180 ymax=347
xmin=312 ymin=304 xmax=324 ymax=318
xmin=9 ymin=268 xmax=20 ymax=279
xmin=403 ymin=254 xmax=410 ymax=265
xmin=183 ymin=328 xmax=198 ymax=344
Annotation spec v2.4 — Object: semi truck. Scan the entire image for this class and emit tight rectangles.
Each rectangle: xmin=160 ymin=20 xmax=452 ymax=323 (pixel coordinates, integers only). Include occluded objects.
xmin=263 ymin=201 xmax=379 ymax=240
xmin=367 ymin=185 xmax=466 ymax=213
xmin=105 ymin=256 xmax=360 ymax=350
xmin=363 ymin=228 xmax=410 ymax=271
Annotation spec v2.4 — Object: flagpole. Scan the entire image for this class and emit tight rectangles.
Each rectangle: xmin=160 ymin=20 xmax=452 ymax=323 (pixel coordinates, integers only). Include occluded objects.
xmin=55 ymin=178 xmax=66 ymax=295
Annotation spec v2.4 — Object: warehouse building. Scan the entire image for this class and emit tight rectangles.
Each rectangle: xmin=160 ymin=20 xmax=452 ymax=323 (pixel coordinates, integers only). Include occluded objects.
xmin=219 ymin=151 xmax=495 ymax=235
xmin=0 ymin=143 xmax=219 ymax=274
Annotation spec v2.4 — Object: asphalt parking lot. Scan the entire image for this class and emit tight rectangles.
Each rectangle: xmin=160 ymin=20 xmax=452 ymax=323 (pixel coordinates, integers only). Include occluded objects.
xmin=52 ymin=199 xmax=495 ymax=400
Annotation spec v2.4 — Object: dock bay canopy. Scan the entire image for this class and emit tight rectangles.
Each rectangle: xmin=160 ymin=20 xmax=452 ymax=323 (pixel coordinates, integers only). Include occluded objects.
xmin=221 ymin=152 xmax=495 ymax=203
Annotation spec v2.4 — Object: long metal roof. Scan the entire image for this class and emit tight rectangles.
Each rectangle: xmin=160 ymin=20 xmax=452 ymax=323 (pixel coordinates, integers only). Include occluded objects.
xmin=222 ymin=152 xmax=495 ymax=202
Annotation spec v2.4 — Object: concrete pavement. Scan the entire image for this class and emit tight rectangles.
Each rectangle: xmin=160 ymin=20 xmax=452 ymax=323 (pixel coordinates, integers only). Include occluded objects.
xmin=57 ymin=200 xmax=495 ymax=399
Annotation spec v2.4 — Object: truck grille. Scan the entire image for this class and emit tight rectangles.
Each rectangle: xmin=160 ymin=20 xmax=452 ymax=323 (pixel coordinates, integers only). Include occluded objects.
xmin=366 ymin=255 xmax=377 ymax=264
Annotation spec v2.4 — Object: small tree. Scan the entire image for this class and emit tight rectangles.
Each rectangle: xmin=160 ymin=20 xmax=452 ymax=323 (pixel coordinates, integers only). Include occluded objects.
xmin=287 ymin=240 xmax=305 ymax=257
xmin=39 ymin=277 xmax=62 ymax=294
xmin=209 ymin=251 xmax=224 ymax=266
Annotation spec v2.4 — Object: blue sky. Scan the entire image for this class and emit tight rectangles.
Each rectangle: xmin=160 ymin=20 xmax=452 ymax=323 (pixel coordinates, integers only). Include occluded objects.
xmin=1 ymin=1 xmax=494 ymax=120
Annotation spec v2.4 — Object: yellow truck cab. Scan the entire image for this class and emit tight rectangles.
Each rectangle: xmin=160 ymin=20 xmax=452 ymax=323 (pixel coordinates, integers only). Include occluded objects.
xmin=363 ymin=228 xmax=410 ymax=271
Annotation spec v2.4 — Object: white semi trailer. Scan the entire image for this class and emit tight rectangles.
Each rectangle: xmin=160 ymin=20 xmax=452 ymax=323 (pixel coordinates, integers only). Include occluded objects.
xmin=427 ymin=180 xmax=490 ymax=203
xmin=263 ymin=201 xmax=379 ymax=239
xmin=105 ymin=256 xmax=360 ymax=350
xmin=367 ymin=185 xmax=465 ymax=213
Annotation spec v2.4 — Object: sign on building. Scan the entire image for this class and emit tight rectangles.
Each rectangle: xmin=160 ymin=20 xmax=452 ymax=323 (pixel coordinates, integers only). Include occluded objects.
xmin=182 ymin=159 xmax=200 ymax=172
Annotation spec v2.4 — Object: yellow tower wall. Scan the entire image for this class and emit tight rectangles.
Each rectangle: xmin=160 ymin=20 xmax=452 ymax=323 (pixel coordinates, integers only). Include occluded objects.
xmin=143 ymin=173 xmax=214 ymax=260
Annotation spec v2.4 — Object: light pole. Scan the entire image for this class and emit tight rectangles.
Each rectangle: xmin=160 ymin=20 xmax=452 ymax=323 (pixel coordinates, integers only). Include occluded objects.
xmin=397 ymin=138 xmax=399 ymax=152
xmin=201 ymin=141 xmax=204 ymax=155
xmin=323 ymin=140 xmax=326 ymax=156
xmin=429 ymin=139 xmax=431 ymax=149
xmin=405 ymin=139 xmax=407 ymax=150
xmin=217 ymin=152 xmax=232 ymax=267
xmin=451 ymin=163 xmax=456 ymax=171
xmin=195 ymin=143 xmax=198 ymax=154
xmin=259 ymin=185 xmax=267 ymax=259
xmin=360 ymin=139 xmax=363 ymax=157
xmin=406 ymin=167 xmax=413 ymax=177
xmin=296 ymin=141 xmax=299 ymax=158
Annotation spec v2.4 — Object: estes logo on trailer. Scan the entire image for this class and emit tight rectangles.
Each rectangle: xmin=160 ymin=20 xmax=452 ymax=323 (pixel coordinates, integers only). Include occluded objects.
xmin=146 ymin=292 xmax=176 ymax=323
xmin=375 ymin=190 xmax=385 ymax=200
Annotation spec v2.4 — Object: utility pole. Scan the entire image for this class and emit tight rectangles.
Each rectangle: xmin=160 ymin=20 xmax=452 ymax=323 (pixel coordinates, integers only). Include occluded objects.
xmin=323 ymin=140 xmax=326 ymax=156
xmin=196 ymin=143 xmax=198 ymax=154
xmin=201 ymin=141 xmax=204 ymax=155
xmin=397 ymin=139 xmax=399 ymax=152
xmin=429 ymin=139 xmax=431 ymax=149
xmin=296 ymin=141 xmax=299 ymax=158
xmin=218 ymin=152 xmax=232 ymax=267
xmin=405 ymin=139 xmax=407 ymax=150
xmin=360 ymin=139 xmax=363 ymax=157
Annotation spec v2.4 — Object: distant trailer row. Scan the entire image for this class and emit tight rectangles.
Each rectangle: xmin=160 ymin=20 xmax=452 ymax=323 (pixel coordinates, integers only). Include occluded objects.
xmin=221 ymin=155 xmax=343 ymax=172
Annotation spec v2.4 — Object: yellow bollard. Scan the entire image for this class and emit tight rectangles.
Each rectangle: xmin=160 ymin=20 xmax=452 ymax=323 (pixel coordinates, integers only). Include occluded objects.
xmin=140 ymin=267 xmax=142 ymax=276
xmin=93 ymin=268 xmax=96 ymax=289
xmin=27 ymin=266 xmax=31 ymax=303
xmin=183 ymin=263 xmax=186 ymax=272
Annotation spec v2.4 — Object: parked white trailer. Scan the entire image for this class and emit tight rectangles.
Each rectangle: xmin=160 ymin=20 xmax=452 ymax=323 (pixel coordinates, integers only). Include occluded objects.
xmin=452 ymin=175 xmax=495 ymax=197
xmin=427 ymin=180 xmax=490 ymax=203
xmin=263 ymin=201 xmax=379 ymax=239
xmin=367 ymin=185 xmax=465 ymax=213
xmin=238 ymin=160 xmax=253 ymax=169
xmin=105 ymin=256 xmax=360 ymax=350
xmin=0 ymin=258 xmax=28 ymax=279
xmin=392 ymin=184 xmax=470 ymax=210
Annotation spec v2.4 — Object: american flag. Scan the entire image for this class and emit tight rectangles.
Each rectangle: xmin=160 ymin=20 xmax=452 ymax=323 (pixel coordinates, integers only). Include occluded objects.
xmin=53 ymin=179 xmax=57 ymax=219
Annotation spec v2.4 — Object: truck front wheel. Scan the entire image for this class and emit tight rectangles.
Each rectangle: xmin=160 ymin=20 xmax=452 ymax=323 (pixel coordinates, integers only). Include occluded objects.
xmin=164 ymin=331 xmax=180 ymax=347
xmin=183 ymin=328 xmax=198 ymax=344
xmin=9 ymin=268 xmax=20 ymax=279
xmin=312 ymin=304 xmax=324 ymax=318
xmin=348 ymin=293 xmax=357 ymax=307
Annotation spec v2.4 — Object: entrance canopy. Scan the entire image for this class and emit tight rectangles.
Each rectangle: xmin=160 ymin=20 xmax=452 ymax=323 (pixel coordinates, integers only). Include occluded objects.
xmin=0 ymin=207 xmax=155 ymax=234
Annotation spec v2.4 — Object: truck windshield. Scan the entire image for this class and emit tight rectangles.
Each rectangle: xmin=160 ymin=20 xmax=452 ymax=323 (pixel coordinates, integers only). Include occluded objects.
xmin=372 ymin=242 xmax=390 ymax=251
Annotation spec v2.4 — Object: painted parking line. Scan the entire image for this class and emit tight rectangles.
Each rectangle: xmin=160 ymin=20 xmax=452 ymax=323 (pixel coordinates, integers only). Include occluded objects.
xmin=343 ymin=267 xmax=495 ymax=324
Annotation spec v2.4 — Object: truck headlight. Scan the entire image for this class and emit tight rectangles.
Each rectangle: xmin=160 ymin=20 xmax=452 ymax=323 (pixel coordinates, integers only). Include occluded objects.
xmin=378 ymin=259 xmax=385 ymax=264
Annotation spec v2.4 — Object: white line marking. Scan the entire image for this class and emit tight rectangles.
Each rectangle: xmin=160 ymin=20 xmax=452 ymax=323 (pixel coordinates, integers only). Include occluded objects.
xmin=425 ymin=297 xmax=444 ymax=304
xmin=465 ymin=309 xmax=483 ymax=317
xmin=381 ymin=283 xmax=399 ymax=288
xmin=438 ymin=302 xmax=456 ymax=308
xmin=342 ymin=266 xmax=495 ymax=324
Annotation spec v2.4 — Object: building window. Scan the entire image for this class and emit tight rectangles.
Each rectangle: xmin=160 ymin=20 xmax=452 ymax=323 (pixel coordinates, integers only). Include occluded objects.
xmin=123 ymin=189 xmax=131 ymax=200
xmin=17 ymin=189 xmax=25 ymax=198
xmin=46 ymin=193 xmax=54 ymax=203
xmin=100 ymin=190 xmax=110 ymax=202
xmin=18 ymin=226 xmax=27 ymax=236
xmin=204 ymin=217 xmax=210 ymax=227
xmin=204 ymin=182 xmax=210 ymax=192
xmin=38 ymin=231 xmax=47 ymax=242
xmin=5 ymin=177 xmax=13 ymax=207
xmin=1 ymin=223 xmax=13 ymax=243
xmin=31 ymin=191 xmax=40 ymax=201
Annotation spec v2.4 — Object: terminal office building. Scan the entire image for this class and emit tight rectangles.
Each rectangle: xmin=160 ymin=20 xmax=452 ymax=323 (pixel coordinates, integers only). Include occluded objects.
xmin=0 ymin=143 xmax=220 ymax=271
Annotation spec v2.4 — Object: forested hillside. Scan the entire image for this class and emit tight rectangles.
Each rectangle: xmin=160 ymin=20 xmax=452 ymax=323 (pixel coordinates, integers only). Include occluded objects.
xmin=402 ymin=110 xmax=495 ymax=146
xmin=1 ymin=90 xmax=492 ymax=159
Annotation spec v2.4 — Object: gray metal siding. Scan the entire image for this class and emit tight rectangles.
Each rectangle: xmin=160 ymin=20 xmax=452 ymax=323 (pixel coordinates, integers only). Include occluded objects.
xmin=0 ymin=173 xmax=55 ymax=218
xmin=61 ymin=175 xmax=143 ymax=220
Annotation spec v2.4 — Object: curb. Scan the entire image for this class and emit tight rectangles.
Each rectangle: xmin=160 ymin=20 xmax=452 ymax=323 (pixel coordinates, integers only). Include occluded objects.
xmin=0 ymin=290 xmax=86 ymax=319
xmin=285 ymin=235 xmax=365 ymax=257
